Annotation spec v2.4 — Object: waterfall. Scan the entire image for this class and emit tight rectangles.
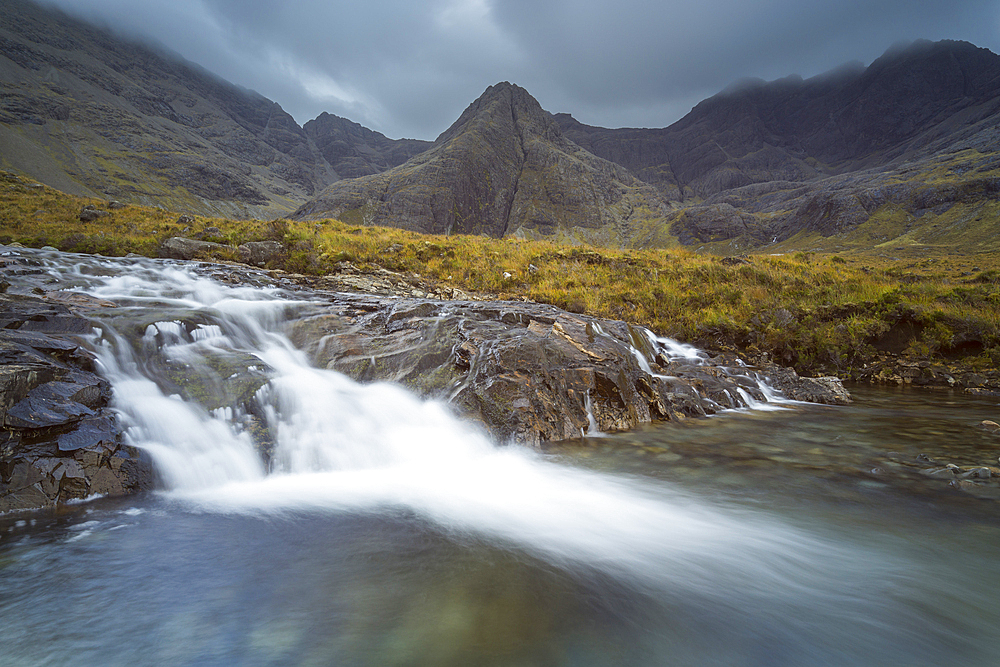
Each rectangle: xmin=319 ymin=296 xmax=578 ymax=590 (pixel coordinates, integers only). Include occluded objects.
xmin=12 ymin=249 xmax=912 ymax=632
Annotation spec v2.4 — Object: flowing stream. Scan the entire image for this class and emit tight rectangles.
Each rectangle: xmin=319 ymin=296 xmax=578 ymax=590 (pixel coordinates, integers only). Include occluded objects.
xmin=2 ymin=251 xmax=1000 ymax=666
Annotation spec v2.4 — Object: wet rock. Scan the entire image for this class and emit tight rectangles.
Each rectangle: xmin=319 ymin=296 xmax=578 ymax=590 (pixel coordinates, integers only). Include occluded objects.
xmin=57 ymin=415 xmax=117 ymax=452
xmin=758 ymin=363 xmax=852 ymax=404
xmin=288 ymin=294 xmax=851 ymax=446
xmin=0 ymin=291 xmax=154 ymax=513
xmin=978 ymin=420 xmax=1000 ymax=433
xmin=5 ymin=384 xmax=96 ymax=428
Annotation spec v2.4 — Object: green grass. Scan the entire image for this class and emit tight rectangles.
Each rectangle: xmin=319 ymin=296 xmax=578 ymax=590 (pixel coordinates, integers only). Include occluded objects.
xmin=4 ymin=170 xmax=1000 ymax=378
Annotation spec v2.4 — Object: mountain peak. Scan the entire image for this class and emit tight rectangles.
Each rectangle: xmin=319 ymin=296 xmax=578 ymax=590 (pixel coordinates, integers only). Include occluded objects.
xmin=293 ymin=82 xmax=668 ymax=243
xmin=435 ymin=81 xmax=549 ymax=145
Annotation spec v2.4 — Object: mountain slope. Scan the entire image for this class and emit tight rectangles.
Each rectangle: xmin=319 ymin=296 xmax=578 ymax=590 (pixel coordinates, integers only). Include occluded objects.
xmin=0 ymin=0 xmax=423 ymax=218
xmin=558 ymin=40 xmax=1000 ymax=199
xmin=556 ymin=39 xmax=1000 ymax=250
xmin=292 ymin=83 xmax=671 ymax=245
xmin=2 ymin=0 xmax=998 ymax=252
xmin=0 ymin=0 xmax=344 ymax=217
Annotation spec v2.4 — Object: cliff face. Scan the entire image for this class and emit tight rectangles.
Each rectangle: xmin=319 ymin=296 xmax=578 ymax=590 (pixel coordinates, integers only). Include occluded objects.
xmin=292 ymin=83 xmax=671 ymax=246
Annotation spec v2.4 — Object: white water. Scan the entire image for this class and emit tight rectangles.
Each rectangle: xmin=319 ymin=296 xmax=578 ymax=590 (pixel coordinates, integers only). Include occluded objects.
xmin=20 ymin=250 xmax=924 ymax=641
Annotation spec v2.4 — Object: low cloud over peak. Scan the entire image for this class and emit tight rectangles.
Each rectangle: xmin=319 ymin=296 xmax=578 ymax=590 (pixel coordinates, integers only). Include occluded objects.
xmin=38 ymin=0 xmax=1000 ymax=140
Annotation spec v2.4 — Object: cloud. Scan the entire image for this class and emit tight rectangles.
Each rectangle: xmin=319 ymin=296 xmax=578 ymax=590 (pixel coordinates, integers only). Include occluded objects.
xmin=37 ymin=0 xmax=1000 ymax=138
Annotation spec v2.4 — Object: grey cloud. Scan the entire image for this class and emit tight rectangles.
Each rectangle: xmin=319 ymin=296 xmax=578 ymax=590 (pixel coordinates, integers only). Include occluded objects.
xmin=39 ymin=0 xmax=1000 ymax=138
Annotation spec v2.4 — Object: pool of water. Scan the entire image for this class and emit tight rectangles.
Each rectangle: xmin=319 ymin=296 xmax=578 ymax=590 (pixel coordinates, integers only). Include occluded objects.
xmin=3 ymin=387 xmax=999 ymax=667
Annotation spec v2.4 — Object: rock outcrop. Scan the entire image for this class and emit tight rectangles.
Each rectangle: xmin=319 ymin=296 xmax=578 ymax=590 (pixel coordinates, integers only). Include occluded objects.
xmin=2 ymin=246 xmax=850 ymax=511
xmin=0 ymin=285 xmax=153 ymax=513
xmin=286 ymin=293 xmax=849 ymax=446
xmin=292 ymin=83 xmax=671 ymax=246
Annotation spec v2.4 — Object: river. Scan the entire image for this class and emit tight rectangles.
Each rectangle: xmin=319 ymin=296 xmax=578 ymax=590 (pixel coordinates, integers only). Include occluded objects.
xmin=1 ymin=250 xmax=999 ymax=666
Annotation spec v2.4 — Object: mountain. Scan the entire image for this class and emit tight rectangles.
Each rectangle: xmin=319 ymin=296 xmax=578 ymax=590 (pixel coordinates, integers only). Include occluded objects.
xmin=3 ymin=0 xmax=999 ymax=251
xmin=555 ymin=39 xmax=1000 ymax=249
xmin=0 ymin=0 xmax=424 ymax=218
xmin=291 ymin=82 xmax=671 ymax=245
xmin=304 ymin=113 xmax=432 ymax=180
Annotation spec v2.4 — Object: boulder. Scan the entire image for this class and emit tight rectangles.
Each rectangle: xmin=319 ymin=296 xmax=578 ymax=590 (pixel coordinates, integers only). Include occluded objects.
xmin=759 ymin=363 xmax=853 ymax=404
xmin=79 ymin=205 xmax=109 ymax=222
xmin=157 ymin=236 xmax=228 ymax=260
xmin=237 ymin=241 xmax=285 ymax=266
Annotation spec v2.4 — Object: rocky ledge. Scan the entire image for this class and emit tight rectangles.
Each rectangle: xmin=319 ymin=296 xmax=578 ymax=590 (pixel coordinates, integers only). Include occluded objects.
xmin=285 ymin=292 xmax=850 ymax=446
xmin=0 ymin=286 xmax=154 ymax=513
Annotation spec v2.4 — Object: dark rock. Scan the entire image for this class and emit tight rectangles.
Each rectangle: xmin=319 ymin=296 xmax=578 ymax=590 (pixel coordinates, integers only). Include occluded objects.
xmin=237 ymin=241 xmax=285 ymax=267
xmin=5 ymin=385 xmax=96 ymax=429
xmin=157 ymin=237 xmax=228 ymax=260
xmin=107 ymin=200 xmax=126 ymax=209
xmin=758 ymin=363 xmax=852 ymax=404
xmin=288 ymin=294 xmax=850 ymax=446
xmin=0 ymin=292 xmax=154 ymax=513
xmin=79 ymin=205 xmax=109 ymax=222
xmin=176 ymin=215 xmax=196 ymax=226
xmin=57 ymin=414 xmax=118 ymax=452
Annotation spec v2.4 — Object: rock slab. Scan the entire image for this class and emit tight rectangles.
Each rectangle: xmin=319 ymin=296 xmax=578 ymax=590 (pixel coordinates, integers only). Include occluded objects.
xmin=287 ymin=294 xmax=850 ymax=446
xmin=0 ymin=292 xmax=153 ymax=513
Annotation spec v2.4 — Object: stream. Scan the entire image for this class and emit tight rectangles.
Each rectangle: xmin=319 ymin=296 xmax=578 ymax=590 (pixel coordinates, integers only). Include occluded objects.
xmin=1 ymin=251 xmax=999 ymax=666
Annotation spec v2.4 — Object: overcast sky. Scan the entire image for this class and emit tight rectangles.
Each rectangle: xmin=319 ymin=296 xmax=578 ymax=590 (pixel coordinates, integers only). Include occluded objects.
xmin=39 ymin=0 xmax=1000 ymax=140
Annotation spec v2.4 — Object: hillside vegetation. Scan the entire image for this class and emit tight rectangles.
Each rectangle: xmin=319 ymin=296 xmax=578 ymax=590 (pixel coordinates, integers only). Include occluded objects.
xmin=3 ymin=170 xmax=1000 ymax=384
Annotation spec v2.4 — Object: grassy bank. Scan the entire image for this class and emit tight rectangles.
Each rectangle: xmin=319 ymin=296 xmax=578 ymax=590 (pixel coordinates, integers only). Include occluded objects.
xmin=4 ymin=170 xmax=1000 ymax=379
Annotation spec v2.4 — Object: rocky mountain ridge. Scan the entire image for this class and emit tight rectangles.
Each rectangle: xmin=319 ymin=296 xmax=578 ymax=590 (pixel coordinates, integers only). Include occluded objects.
xmin=555 ymin=39 xmax=1000 ymax=249
xmin=291 ymin=82 xmax=672 ymax=245
xmin=2 ymin=0 xmax=999 ymax=250
xmin=290 ymin=39 xmax=1000 ymax=249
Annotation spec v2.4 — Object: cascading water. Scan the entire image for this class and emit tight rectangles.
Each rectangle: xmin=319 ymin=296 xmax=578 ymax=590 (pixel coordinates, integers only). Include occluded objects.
xmin=5 ymin=247 xmax=993 ymax=666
